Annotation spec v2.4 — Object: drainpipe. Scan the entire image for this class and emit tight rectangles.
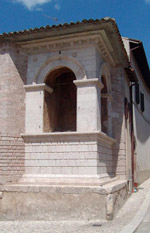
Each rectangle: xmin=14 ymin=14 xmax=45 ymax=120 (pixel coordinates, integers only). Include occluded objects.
xmin=129 ymin=44 xmax=140 ymax=192
xmin=129 ymin=82 xmax=135 ymax=192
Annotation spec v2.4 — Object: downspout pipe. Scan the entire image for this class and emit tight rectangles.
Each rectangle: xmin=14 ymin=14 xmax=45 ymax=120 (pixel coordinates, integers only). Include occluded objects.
xmin=129 ymin=81 xmax=137 ymax=192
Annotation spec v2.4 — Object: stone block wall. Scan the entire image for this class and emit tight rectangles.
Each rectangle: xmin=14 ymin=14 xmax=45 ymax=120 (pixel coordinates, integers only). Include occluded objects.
xmin=98 ymin=140 xmax=114 ymax=175
xmin=22 ymin=133 xmax=114 ymax=178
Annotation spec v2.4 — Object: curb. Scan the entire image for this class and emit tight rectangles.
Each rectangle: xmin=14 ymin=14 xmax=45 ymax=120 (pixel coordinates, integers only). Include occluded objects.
xmin=120 ymin=189 xmax=150 ymax=233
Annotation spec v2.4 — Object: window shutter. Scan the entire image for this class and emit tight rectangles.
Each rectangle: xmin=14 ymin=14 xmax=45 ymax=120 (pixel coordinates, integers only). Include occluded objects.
xmin=140 ymin=93 xmax=145 ymax=112
xmin=135 ymin=83 xmax=139 ymax=104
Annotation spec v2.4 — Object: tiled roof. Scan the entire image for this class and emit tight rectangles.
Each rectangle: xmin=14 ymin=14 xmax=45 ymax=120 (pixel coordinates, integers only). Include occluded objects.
xmin=0 ymin=17 xmax=130 ymax=68
xmin=0 ymin=18 xmax=115 ymax=38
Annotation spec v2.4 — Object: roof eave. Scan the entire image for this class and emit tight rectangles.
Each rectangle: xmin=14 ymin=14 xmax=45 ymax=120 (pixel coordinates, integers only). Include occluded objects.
xmin=0 ymin=18 xmax=129 ymax=68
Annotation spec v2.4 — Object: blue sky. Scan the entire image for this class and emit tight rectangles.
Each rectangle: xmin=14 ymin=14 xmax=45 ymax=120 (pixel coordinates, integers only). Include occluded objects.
xmin=0 ymin=0 xmax=150 ymax=65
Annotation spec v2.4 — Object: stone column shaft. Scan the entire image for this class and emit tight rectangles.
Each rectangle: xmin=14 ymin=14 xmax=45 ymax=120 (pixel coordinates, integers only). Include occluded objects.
xmin=74 ymin=79 xmax=103 ymax=132
xmin=24 ymin=84 xmax=53 ymax=134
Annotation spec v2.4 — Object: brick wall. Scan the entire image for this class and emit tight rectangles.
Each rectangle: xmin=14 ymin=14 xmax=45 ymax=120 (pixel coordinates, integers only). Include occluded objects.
xmin=0 ymin=135 xmax=25 ymax=183
xmin=0 ymin=41 xmax=27 ymax=183
xmin=111 ymin=67 xmax=126 ymax=178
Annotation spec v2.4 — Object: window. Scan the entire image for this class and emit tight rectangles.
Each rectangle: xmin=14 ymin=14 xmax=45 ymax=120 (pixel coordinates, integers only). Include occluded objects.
xmin=135 ymin=83 xmax=140 ymax=105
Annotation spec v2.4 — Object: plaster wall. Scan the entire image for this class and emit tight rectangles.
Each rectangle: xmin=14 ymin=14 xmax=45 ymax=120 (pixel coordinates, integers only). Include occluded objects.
xmin=131 ymin=55 xmax=150 ymax=184
xmin=122 ymin=38 xmax=130 ymax=59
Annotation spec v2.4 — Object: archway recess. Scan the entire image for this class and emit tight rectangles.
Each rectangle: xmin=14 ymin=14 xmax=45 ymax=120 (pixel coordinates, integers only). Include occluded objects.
xmin=35 ymin=56 xmax=87 ymax=84
xmin=44 ymin=67 xmax=77 ymax=132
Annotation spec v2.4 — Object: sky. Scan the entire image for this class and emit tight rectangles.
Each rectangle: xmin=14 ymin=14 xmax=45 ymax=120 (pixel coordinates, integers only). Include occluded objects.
xmin=0 ymin=0 xmax=150 ymax=65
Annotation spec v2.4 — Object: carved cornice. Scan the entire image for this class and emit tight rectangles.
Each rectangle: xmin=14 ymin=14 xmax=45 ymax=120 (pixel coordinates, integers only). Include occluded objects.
xmin=18 ymin=30 xmax=118 ymax=67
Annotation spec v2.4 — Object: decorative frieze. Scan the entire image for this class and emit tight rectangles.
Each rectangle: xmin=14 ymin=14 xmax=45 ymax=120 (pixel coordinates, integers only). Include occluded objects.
xmin=18 ymin=30 xmax=116 ymax=67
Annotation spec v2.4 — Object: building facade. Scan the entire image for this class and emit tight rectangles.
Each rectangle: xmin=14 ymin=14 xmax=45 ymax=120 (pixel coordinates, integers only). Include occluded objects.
xmin=0 ymin=18 xmax=149 ymax=220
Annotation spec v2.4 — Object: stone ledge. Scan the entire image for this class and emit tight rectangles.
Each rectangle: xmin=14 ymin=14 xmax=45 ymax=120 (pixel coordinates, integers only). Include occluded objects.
xmin=0 ymin=180 xmax=128 ymax=221
xmin=74 ymin=79 xmax=104 ymax=89
xmin=0 ymin=180 xmax=127 ymax=195
xmin=18 ymin=174 xmax=116 ymax=187
xmin=21 ymin=131 xmax=116 ymax=145
xmin=104 ymin=180 xmax=128 ymax=194
xmin=24 ymin=83 xmax=53 ymax=93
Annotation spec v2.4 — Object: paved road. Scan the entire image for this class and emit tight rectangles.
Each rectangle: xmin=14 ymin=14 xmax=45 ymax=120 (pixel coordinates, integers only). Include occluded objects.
xmin=135 ymin=204 xmax=150 ymax=233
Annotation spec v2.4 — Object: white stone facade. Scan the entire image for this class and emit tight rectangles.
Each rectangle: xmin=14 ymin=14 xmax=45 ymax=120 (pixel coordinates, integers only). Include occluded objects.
xmin=2 ymin=18 xmax=147 ymax=220
xmin=21 ymin=132 xmax=114 ymax=180
xmin=0 ymin=19 xmax=131 ymax=186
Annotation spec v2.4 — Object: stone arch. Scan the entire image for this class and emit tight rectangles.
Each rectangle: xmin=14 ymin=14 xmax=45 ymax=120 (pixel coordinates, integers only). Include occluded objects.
xmin=34 ymin=56 xmax=87 ymax=84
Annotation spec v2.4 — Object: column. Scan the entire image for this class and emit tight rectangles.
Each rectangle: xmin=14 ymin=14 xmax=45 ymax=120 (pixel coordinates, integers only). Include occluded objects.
xmin=74 ymin=79 xmax=103 ymax=132
xmin=24 ymin=84 xmax=53 ymax=134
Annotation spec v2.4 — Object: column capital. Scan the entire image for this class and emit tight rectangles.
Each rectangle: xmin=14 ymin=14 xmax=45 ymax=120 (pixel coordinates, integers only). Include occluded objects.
xmin=24 ymin=84 xmax=53 ymax=94
xmin=74 ymin=78 xmax=104 ymax=89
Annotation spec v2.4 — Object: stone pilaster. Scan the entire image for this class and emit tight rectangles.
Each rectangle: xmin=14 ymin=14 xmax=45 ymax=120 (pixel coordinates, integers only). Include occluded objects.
xmin=74 ymin=79 xmax=103 ymax=132
xmin=24 ymin=84 xmax=53 ymax=134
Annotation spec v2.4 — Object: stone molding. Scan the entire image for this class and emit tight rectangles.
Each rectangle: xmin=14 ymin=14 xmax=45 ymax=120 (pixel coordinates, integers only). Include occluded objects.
xmin=18 ymin=30 xmax=116 ymax=67
xmin=24 ymin=83 xmax=53 ymax=94
xmin=0 ymin=180 xmax=127 ymax=195
xmin=34 ymin=55 xmax=87 ymax=83
xmin=21 ymin=131 xmax=116 ymax=145
xmin=74 ymin=78 xmax=104 ymax=90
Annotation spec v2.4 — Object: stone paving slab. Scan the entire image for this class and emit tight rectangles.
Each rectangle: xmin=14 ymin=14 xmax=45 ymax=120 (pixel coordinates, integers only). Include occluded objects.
xmin=135 ymin=222 xmax=150 ymax=233
xmin=134 ymin=196 xmax=150 ymax=232
xmin=0 ymin=221 xmax=107 ymax=233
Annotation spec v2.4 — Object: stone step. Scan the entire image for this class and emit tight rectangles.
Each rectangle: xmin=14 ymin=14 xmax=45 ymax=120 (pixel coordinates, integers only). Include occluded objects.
xmin=18 ymin=174 xmax=117 ymax=186
xmin=0 ymin=179 xmax=128 ymax=221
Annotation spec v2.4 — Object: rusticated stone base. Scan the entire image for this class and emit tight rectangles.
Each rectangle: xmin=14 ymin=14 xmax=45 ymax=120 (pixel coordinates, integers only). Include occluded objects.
xmin=0 ymin=180 xmax=128 ymax=221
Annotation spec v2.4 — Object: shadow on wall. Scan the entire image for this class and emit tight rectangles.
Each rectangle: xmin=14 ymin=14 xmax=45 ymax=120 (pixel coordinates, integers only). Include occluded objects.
xmin=134 ymin=107 xmax=150 ymax=143
xmin=133 ymin=106 xmax=150 ymax=183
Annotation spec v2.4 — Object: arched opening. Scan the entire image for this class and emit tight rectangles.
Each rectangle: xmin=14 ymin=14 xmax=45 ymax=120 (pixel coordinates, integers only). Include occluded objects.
xmin=44 ymin=67 xmax=77 ymax=132
xmin=101 ymin=75 xmax=108 ymax=134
